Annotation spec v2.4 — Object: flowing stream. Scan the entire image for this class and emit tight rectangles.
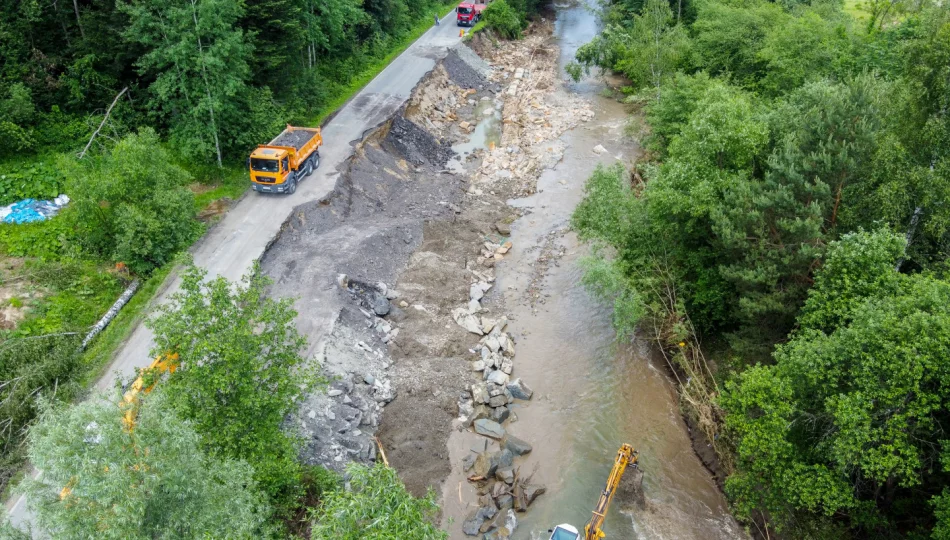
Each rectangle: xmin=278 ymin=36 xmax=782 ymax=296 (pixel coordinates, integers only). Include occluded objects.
xmin=441 ymin=1 xmax=743 ymax=538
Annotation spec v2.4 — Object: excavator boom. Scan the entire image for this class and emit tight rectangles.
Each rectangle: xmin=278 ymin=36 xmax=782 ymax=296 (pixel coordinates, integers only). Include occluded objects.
xmin=584 ymin=444 xmax=638 ymax=540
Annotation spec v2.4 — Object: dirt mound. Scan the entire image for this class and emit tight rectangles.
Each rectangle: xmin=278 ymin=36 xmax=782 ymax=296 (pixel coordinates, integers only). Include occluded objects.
xmin=383 ymin=114 xmax=456 ymax=167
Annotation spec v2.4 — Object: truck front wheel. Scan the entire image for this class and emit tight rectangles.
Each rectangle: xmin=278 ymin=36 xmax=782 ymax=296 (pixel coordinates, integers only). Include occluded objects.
xmin=288 ymin=178 xmax=297 ymax=195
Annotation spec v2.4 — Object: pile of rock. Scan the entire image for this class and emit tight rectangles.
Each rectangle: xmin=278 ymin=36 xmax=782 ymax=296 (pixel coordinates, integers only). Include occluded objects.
xmin=460 ymin=436 xmax=545 ymax=538
xmin=297 ymin=277 xmax=403 ymax=471
xmin=463 ymin=31 xmax=594 ymax=197
xmin=446 ymin=239 xmax=542 ymax=538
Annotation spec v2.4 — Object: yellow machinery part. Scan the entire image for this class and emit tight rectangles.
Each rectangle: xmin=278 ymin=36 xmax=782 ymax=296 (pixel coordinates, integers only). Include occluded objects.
xmin=584 ymin=444 xmax=639 ymax=540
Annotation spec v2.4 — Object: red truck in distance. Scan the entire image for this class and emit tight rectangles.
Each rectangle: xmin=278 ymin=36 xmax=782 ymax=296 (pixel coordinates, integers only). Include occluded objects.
xmin=457 ymin=1 xmax=489 ymax=26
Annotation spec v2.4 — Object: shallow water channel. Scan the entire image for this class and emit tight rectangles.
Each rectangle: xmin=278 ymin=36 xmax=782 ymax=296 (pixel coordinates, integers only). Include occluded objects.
xmin=440 ymin=1 xmax=743 ymax=538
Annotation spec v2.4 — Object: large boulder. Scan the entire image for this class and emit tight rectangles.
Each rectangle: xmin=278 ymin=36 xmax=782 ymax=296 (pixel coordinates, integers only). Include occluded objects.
xmin=487 ymin=370 xmax=510 ymax=386
xmin=462 ymin=504 xmax=497 ymax=536
xmin=472 ymin=383 xmax=490 ymax=404
xmin=474 ymin=419 xmax=506 ymax=439
xmin=473 ymin=452 xmax=498 ymax=478
xmin=506 ymin=378 xmax=533 ymax=400
xmin=504 ymin=435 xmax=532 ymax=456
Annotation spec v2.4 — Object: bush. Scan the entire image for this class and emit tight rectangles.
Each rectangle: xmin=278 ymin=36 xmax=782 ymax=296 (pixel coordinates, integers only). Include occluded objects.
xmin=64 ymin=128 xmax=197 ymax=274
xmin=484 ymin=0 xmax=523 ymax=39
xmin=0 ymin=159 xmax=66 ymax=206
xmin=149 ymin=263 xmax=319 ymax=515
xmin=0 ymin=333 xmax=82 ymax=494
xmin=21 ymin=391 xmax=270 ymax=538
xmin=310 ymin=463 xmax=446 ymax=539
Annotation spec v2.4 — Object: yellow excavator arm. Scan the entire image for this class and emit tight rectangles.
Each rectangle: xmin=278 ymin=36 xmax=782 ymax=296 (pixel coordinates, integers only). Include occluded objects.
xmin=584 ymin=444 xmax=639 ymax=540
xmin=60 ymin=352 xmax=179 ymax=501
xmin=119 ymin=352 xmax=179 ymax=431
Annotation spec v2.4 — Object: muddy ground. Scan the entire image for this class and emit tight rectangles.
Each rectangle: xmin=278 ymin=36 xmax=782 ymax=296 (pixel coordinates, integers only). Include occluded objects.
xmin=259 ymin=43 xmax=517 ymax=483
xmin=261 ymin=22 xmax=592 ymax=532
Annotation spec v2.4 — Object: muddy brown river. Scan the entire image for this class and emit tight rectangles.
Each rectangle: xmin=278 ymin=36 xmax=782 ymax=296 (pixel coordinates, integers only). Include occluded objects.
xmin=440 ymin=0 xmax=743 ymax=538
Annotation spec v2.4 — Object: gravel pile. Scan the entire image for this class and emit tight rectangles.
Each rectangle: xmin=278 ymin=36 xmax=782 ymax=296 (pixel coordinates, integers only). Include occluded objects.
xmin=271 ymin=128 xmax=317 ymax=150
xmin=451 ymin=42 xmax=492 ymax=79
xmin=384 ymin=114 xmax=456 ymax=167
xmin=444 ymin=49 xmax=489 ymax=90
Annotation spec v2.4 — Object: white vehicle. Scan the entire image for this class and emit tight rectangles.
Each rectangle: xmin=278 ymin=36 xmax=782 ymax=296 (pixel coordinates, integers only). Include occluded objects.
xmin=549 ymin=524 xmax=581 ymax=540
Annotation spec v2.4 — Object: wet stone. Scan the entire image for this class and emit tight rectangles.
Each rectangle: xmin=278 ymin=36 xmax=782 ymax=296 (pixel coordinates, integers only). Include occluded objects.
xmin=504 ymin=435 xmax=532 ymax=456
xmin=506 ymin=378 xmax=533 ymax=400
xmin=474 ymin=419 xmax=506 ymax=439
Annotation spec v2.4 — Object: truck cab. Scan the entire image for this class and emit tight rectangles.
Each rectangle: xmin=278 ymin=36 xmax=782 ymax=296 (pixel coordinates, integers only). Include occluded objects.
xmin=548 ymin=525 xmax=580 ymax=540
xmin=457 ymin=1 xmax=487 ymax=26
xmin=249 ymin=147 xmax=295 ymax=193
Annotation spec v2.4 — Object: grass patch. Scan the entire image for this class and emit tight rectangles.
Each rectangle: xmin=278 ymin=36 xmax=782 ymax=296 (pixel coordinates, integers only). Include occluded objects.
xmin=308 ymin=1 xmax=460 ymax=126
xmin=469 ymin=19 xmax=488 ymax=35
xmin=843 ymin=0 xmax=871 ymax=23
xmin=79 ymin=263 xmax=174 ymax=389
xmin=192 ymin=166 xmax=247 ymax=210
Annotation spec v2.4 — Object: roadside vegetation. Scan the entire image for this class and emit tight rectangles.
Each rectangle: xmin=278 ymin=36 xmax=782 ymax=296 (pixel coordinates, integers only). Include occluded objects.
xmin=482 ymin=0 xmax=546 ymax=38
xmin=571 ymin=0 xmax=950 ymax=537
xmin=0 ymin=0 xmax=462 ymax=529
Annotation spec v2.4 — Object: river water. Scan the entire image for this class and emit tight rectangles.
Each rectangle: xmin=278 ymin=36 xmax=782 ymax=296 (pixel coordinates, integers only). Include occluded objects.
xmin=440 ymin=1 xmax=743 ymax=538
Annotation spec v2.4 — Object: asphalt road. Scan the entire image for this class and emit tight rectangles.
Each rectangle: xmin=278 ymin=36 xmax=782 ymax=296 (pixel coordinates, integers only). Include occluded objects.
xmin=5 ymin=12 xmax=463 ymax=532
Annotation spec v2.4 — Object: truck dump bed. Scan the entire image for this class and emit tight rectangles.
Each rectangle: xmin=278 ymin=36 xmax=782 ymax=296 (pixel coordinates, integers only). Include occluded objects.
xmin=270 ymin=127 xmax=319 ymax=150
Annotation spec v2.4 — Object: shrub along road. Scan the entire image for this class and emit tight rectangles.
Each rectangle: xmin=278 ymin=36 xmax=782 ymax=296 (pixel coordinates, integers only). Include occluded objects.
xmin=4 ymin=12 xmax=464 ymax=531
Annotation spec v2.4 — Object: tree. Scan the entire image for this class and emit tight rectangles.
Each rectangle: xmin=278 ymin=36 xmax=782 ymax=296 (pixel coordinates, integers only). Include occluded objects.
xmin=65 ymin=128 xmax=197 ymax=275
xmin=20 ymin=392 xmax=269 ymax=539
xmin=484 ymin=0 xmax=524 ymax=39
xmin=757 ymin=10 xmax=854 ymax=96
xmin=120 ymin=0 xmax=253 ymax=165
xmin=692 ymin=0 xmax=787 ymax=89
xmin=723 ymin=229 xmax=950 ymax=534
xmin=571 ymin=0 xmax=691 ymax=93
xmin=303 ymin=0 xmax=364 ymax=64
xmin=310 ymin=463 xmax=447 ymax=539
xmin=148 ymin=263 xmax=318 ymax=509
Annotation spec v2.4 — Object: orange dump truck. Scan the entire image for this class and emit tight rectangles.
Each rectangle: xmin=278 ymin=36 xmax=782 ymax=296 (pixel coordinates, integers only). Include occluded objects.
xmin=248 ymin=125 xmax=323 ymax=194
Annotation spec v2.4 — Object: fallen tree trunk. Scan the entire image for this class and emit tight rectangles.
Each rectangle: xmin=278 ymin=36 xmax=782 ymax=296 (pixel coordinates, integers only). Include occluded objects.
xmin=81 ymin=278 xmax=140 ymax=351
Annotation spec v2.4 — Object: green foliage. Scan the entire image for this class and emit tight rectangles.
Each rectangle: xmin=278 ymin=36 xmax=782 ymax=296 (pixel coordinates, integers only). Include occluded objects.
xmin=575 ymin=0 xmax=950 ymax=535
xmin=691 ymin=1 xmax=787 ymax=88
xmin=0 ymin=160 xmax=66 ymax=206
xmin=0 ymin=84 xmax=35 ymax=126
xmin=148 ymin=263 xmax=319 ymax=513
xmin=756 ymin=10 xmax=855 ymax=96
xmin=574 ymin=0 xmax=691 ymax=92
xmin=642 ymin=72 xmax=715 ymax=155
xmin=310 ymin=463 xmax=447 ymax=539
xmin=65 ymin=129 xmax=197 ymax=274
xmin=21 ymin=391 xmax=270 ymax=539
xmin=120 ymin=0 xmax=253 ymax=165
xmin=0 ymin=219 xmax=70 ymax=260
xmin=797 ymin=229 xmax=905 ymax=332
xmin=0 ymin=333 xmax=82 ymax=493
xmin=723 ymin=230 xmax=950 ymax=533
xmin=484 ymin=1 xmax=524 ymax=39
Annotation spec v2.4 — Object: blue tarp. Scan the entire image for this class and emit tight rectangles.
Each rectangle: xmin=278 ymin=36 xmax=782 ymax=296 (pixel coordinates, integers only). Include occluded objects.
xmin=0 ymin=195 xmax=70 ymax=224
